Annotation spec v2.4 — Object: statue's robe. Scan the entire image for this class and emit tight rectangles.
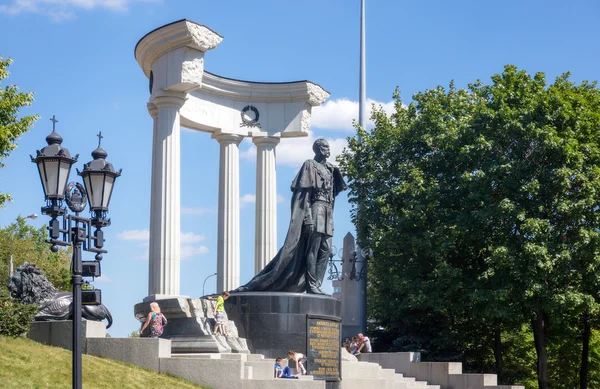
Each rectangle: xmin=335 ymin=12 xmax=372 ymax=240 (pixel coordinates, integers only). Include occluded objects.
xmin=236 ymin=158 xmax=347 ymax=292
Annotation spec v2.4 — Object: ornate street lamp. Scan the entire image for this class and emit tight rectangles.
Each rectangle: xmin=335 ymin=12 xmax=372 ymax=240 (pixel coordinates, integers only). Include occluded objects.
xmin=31 ymin=115 xmax=78 ymax=215
xmin=327 ymin=246 xmax=370 ymax=282
xmin=31 ymin=116 xmax=121 ymax=389
xmin=77 ymin=131 xmax=121 ymax=227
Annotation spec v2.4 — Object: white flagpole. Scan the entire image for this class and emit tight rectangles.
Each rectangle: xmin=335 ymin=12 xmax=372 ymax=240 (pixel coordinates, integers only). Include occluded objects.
xmin=358 ymin=0 xmax=367 ymax=136
xmin=357 ymin=0 xmax=368 ymax=337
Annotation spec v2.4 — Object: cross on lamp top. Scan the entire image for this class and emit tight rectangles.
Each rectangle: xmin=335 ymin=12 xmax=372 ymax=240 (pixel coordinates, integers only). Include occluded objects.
xmin=96 ymin=131 xmax=103 ymax=147
xmin=50 ymin=115 xmax=58 ymax=131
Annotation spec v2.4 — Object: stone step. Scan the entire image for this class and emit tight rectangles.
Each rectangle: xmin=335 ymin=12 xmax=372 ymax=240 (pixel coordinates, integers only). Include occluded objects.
xmin=220 ymin=353 xmax=248 ymax=360
xmin=170 ymin=353 xmax=218 ymax=359
xmin=379 ymin=368 xmax=396 ymax=381
xmin=339 ymin=378 xmax=388 ymax=389
xmin=389 ymin=383 xmax=419 ymax=389
xmin=341 ymin=361 xmax=382 ymax=379
xmin=484 ymin=386 xmax=525 ymax=389
xmin=245 ymin=360 xmax=279 ymax=380
xmin=449 ymin=373 xmax=497 ymax=388
xmin=395 ymin=375 xmax=416 ymax=383
xmin=242 ymin=379 xmax=325 ymax=389
xmin=247 ymin=354 xmax=266 ymax=361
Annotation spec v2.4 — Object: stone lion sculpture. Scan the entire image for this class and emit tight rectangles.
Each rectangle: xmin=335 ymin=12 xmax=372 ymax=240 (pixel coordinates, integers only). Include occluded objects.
xmin=7 ymin=263 xmax=113 ymax=328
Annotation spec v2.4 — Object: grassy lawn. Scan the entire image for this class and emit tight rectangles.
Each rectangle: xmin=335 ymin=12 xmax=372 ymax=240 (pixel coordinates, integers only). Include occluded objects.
xmin=0 ymin=336 xmax=210 ymax=388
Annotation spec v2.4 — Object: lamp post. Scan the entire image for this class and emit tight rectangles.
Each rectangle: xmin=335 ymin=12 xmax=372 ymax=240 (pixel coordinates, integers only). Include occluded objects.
xmin=327 ymin=246 xmax=368 ymax=282
xmin=203 ymin=272 xmax=217 ymax=297
xmin=8 ymin=214 xmax=38 ymax=278
xmin=31 ymin=116 xmax=121 ymax=389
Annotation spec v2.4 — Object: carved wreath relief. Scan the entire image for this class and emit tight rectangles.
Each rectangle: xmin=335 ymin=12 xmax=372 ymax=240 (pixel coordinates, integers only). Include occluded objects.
xmin=240 ymin=105 xmax=261 ymax=128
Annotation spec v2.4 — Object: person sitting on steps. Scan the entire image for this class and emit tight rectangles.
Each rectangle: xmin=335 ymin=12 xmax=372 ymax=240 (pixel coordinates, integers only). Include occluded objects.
xmin=356 ymin=332 xmax=372 ymax=355
xmin=274 ymin=357 xmax=297 ymax=379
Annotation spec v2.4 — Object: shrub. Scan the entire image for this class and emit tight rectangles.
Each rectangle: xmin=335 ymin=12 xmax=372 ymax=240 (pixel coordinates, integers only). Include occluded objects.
xmin=0 ymin=298 xmax=37 ymax=337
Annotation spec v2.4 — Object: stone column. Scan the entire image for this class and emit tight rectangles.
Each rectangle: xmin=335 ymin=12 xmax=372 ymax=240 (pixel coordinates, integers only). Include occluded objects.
xmin=253 ymin=136 xmax=280 ymax=274
xmin=214 ymin=133 xmax=244 ymax=292
xmin=147 ymin=92 xmax=186 ymax=297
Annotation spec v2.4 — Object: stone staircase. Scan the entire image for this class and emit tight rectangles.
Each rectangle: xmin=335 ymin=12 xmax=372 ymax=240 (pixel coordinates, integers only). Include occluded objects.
xmin=164 ymin=351 xmax=440 ymax=389
xmin=341 ymin=352 xmax=440 ymax=389
xmin=30 ymin=320 xmax=523 ymax=389
xmin=166 ymin=352 xmax=324 ymax=388
xmin=359 ymin=352 xmax=524 ymax=389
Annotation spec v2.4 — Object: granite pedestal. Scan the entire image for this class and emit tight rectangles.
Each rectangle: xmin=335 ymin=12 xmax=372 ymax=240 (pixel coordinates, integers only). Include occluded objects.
xmin=226 ymin=292 xmax=341 ymax=360
xmin=134 ymin=297 xmax=249 ymax=354
xmin=28 ymin=320 xmax=106 ymax=352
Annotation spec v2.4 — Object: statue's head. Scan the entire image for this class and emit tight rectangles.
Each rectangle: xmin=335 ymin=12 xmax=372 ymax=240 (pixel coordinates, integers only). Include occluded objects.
xmin=312 ymin=138 xmax=330 ymax=159
xmin=7 ymin=263 xmax=57 ymax=305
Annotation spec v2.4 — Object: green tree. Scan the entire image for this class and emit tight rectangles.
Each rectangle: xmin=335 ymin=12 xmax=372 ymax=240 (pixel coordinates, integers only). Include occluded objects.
xmin=0 ymin=216 xmax=71 ymax=296
xmin=0 ymin=57 xmax=38 ymax=208
xmin=339 ymin=66 xmax=600 ymax=389
xmin=0 ymin=297 xmax=38 ymax=337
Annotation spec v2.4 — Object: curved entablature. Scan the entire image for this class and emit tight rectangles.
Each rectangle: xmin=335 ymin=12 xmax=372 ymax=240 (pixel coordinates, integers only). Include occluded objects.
xmin=201 ymin=71 xmax=329 ymax=106
xmin=135 ymin=19 xmax=223 ymax=77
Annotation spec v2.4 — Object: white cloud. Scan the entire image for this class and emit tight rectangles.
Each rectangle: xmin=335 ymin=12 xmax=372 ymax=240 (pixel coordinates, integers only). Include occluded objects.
xmin=240 ymin=193 xmax=287 ymax=207
xmin=241 ymin=130 xmax=348 ymax=168
xmin=119 ymin=228 xmax=208 ymax=260
xmin=181 ymin=245 xmax=209 ymax=260
xmin=311 ymin=98 xmax=396 ymax=131
xmin=136 ymin=244 xmax=209 ymax=261
xmin=0 ymin=0 xmax=162 ymax=21
xmin=118 ymin=229 xmax=204 ymax=244
xmin=240 ymin=194 xmax=256 ymax=207
xmin=181 ymin=232 xmax=205 ymax=244
xmin=117 ymin=229 xmax=149 ymax=241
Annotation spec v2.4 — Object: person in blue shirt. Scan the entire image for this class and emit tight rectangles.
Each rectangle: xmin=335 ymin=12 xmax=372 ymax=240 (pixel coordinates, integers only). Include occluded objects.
xmin=274 ymin=357 xmax=297 ymax=378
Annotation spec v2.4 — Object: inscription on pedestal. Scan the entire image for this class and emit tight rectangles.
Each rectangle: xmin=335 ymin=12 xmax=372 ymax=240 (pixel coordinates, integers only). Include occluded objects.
xmin=306 ymin=315 xmax=341 ymax=381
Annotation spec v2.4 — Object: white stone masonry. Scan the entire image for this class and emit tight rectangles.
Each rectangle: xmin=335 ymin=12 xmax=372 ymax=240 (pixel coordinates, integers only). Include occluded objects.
xmin=253 ymin=136 xmax=280 ymax=274
xmin=214 ymin=133 xmax=244 ymax=292
xmin=148 ymin=92 xmax=186 ymax=296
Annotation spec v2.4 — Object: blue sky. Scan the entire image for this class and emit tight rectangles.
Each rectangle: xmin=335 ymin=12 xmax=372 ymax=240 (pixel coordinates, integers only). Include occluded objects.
xmin=0 ymin=0 xmax=599 ymax=337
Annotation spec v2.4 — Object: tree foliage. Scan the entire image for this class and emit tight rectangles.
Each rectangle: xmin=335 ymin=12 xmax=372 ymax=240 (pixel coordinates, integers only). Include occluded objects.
xmin=0 ymin=57 xmax=38 ymax=208
xmin=0 ymin=297 xmax=38 ymax=337
xmin=339 ymin=65 xmax=600 ymax=389
xmin=0 ymin=216 xmax=71 ymax=297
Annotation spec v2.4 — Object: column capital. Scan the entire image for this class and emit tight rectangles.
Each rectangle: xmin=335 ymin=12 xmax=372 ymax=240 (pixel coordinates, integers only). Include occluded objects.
xmin=252 ymin=136 xmax=280 ymax=147
xmin=151 ymin=91 xmax=187 ymax=109
xmin=147 ymin=103 xmax=158 ymax=118
xmin=213 ymin=133 xmax=244 ymax=145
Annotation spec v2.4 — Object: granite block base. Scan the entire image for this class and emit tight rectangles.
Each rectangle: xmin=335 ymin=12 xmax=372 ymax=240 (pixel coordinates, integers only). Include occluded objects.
xmin=225 ymin=292 xmax=341 ymax=359
xmin=134 ymin=296 xmax=249 ymax=354
xmin=28 ymin=320 xmax=106 ymax=352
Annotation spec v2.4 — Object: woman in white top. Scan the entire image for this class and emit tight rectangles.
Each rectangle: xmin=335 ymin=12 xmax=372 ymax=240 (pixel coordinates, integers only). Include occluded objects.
xmin=287 ymin=350 xmax=307 ymax=375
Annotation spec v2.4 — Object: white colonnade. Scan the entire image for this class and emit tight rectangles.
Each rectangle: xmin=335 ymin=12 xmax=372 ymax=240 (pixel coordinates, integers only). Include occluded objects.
xmin=214 ymin=133 xmax=244 ymax=292
xmin=147 ymin=92 xmax=186 ymax=296
xmin=253 ymin=136 xmax=280 ymax=274
xmin=135 ymin=20 xmax=329 ymax=298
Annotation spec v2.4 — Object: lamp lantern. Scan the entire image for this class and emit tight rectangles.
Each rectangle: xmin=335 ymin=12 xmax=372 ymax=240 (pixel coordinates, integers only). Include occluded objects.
xmin=30 ymin=116 xmax=78 ymax=214
xmin=77 ymin=132 xmax=121 ymax=226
